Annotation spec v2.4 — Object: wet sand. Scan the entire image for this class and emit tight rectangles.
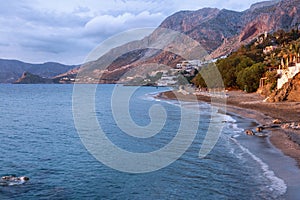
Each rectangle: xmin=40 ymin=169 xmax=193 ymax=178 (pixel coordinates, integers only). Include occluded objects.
xmin=157 ymin=89 xmax=300 ymax=198
xmin=157 ymin=90 xmax=300 ymax=167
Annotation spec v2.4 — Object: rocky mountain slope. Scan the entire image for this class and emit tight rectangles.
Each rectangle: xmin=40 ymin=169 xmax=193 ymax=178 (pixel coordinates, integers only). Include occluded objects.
xmin=0 ymin=59 xmax=77 ymax=83
xmin=268 ymin=72 xmax=300 ymax=102
xmin=73 ymin=0 xmax=300 ymax=83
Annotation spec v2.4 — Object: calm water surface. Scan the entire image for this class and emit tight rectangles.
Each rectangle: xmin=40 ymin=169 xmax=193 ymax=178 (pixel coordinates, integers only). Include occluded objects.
xmin=0 ymin=84 xmax=290 ymax=199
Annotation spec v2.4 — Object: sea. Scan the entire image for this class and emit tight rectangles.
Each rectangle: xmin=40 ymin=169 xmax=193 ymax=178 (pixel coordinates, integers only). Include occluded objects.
xmin=0 ymin=84 xmax=299 ymax=200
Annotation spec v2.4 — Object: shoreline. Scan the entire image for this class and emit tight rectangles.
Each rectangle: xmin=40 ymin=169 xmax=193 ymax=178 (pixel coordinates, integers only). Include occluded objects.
xmin=157 ymin=90 xmax=300 ymax=167
xmin=156 ymin=89 xmax=300 ymax=198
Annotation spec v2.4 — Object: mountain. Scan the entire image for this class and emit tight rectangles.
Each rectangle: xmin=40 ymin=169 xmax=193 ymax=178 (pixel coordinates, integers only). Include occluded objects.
xmin=0 ymin=59 xmax=77 ymax=83
xmin=159 ymin=8 xmax=243 ymax=55
xmin=73 ymin=0 xmax=300 ymax=84
xmin=212 ymin=0 xmax=300 ymax=57
xmin=14 ymin=72 xmax=54 ymax=84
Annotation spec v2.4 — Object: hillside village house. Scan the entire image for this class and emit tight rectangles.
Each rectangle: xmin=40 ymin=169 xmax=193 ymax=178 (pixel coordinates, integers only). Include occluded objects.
xmin=263 ymin=45 xmax=277 ymax=54
xmin=277 ymin=54 xmax=300 ymax=89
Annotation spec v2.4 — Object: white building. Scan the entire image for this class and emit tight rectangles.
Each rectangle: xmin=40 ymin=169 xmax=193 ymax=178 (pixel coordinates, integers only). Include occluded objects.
xmin=157 ymin=75 xmax=177 ymax=86
xmin=277 ymin=56 xmax=300 ymax=89
xmin=176 ymin=60 xmax=202 ymax=69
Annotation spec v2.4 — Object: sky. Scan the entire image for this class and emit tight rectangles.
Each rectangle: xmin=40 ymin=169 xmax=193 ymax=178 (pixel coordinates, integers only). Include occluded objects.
xmin=0 ymin=0 xmax=264 ymax=65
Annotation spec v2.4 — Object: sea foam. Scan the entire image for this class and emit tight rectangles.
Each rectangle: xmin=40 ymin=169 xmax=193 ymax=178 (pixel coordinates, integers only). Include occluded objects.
xmin=231 ymin=137 xmax=287 ymax=196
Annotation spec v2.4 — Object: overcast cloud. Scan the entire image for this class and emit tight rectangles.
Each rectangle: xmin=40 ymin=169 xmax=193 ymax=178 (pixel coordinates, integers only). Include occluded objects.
xmin=0 ymin=0 xmax=263 ymax=64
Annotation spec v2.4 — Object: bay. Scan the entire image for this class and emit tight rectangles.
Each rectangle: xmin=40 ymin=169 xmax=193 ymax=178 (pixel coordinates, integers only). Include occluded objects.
xmin=0 ymin=84 xmax=287 ymax=199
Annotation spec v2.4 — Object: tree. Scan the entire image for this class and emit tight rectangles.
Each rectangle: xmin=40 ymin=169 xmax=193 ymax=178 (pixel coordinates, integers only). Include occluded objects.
xmin=266 ymin=70 xmax=278 ymax=91
xmin=237 ymin=63 xmax=265 ymax=92
xmin=216 ymin=55 xmax=254 ymax=88
xmin=191 ymin=67 xmax=207 ymax=88
xmin=192 ymin=63 xmax=224 ymax=88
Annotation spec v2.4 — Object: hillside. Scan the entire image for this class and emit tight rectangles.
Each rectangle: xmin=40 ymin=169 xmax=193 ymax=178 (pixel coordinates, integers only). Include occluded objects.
xmin=192 ymin=27 xmax=300 ymax=94
xmin=71 ymin=0 xmax=300 ymax=83
xmin=268 ymin=72 xmax=300 ymax=102
xmin=14 ymin=72 xmax=54 ymax=84
xmin=0 ymin=59 xmax=77 ymax=83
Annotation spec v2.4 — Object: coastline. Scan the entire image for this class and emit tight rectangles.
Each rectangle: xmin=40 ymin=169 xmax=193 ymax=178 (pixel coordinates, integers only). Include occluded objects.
xmin=157 ymin=90 xmax=300 ymax=167
xmin=156 ymin=89 xmax=300 ymax=198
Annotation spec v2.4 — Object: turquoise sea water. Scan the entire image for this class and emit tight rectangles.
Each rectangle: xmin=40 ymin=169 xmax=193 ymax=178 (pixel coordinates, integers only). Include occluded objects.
xmin=0 ymin=84 xmax=292 ymax=199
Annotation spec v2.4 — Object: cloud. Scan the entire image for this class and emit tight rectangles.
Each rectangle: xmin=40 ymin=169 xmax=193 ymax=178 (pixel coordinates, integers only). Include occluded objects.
xmin=73 ymin=6 xmax=91 ymax=14
xmin=84 ymin=11 xmax=164 ymax=37
xmin=0 ymin=0 xmax=264 ymax=64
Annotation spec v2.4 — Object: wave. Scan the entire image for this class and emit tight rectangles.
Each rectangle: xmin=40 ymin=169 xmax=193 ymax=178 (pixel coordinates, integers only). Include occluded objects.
xmin=0 ymin=180 xmax=27 ymax=186
xmin=230 ymin=137 xmax=287 ymax=197
xmin=145 ymin=90 xmax=287 ymax=197
xmin=147 ymin=92 xmax=215 ymax=111
xmin=209 ymin=105 xmax=287 ymax=198
xmin=224 ymin=118 xmax=244 ymax=136
xmin=221 ymin=111 xmax=287 ymax=198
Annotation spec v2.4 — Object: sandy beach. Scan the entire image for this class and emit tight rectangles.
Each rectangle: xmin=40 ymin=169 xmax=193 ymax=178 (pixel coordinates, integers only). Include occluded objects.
xmin=157 ymin=90 xmax=300 ymax=167
xmin=157 ymin=89 xmax=300 ymax=198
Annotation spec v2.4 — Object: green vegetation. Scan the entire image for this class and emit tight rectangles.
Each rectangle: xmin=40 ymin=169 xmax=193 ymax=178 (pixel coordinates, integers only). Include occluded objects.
xmin=265 ymin=70 xmax=278 ymax=91
xmin=191 ymin=63 xmax=224 ymax=88
xmin=236 ymin=62 xmax=265 ymax=92
xmin=216 ymin=55 xmax=255 ymax=88
xmin=146 ymin=72 xmax=163 ymax=82
xmin=192 ymin=29 xmax=300 ymax=92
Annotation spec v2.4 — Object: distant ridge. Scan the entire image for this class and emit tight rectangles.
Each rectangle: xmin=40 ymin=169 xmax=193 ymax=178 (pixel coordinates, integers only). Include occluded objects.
xmin=14 ymin=71 xmax=54 ymax=84
xmin=0 ymin=59 xmax=77 ymax=83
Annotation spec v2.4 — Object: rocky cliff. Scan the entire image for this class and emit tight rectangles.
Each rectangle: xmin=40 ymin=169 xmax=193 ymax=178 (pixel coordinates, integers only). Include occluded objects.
xmin=268 ymin=72 xmax=300 ymax=102
xmin=159 ymin=8 xmax=243 ymax=55
xmin=212 ymin=0 xmax=300 ymax=57
xmin=69 ymin=0 xmax=300 ymax=83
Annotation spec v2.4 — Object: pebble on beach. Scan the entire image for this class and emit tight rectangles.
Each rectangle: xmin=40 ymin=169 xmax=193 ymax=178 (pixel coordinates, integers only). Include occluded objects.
xmin=245 ymin=129 xmax=255 ymax=136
